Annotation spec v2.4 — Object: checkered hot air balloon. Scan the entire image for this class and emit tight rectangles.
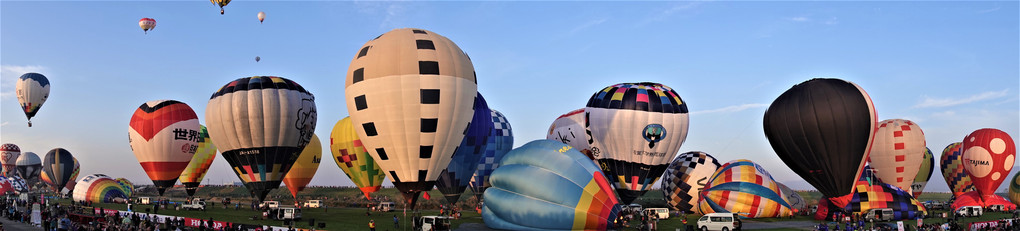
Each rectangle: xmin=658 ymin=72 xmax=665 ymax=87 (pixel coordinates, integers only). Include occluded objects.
xmin=437 ymin=93 xmax=493 ymax=204
xmin=345 ymin=28 xmax=476 ymax=209
xmin=941 ymin=142 xmax=975 ymax=197
xmin=585 ymin=82 xmax=690 ymax=205
xmin=469 ymin=109 xmax=513 ymax=202
xmin=179 ymin=125 xmax=217 ymax=197
xmin=128 ymin=100 xmax=200 ymax=196
xmin=661 ymin=151 xmax=720 ymax=214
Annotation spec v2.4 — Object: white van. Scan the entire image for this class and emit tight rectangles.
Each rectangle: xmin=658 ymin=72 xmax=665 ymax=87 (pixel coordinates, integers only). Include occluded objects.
xmin=302 ymin=200 xmax=321 ymax=208
xmin=274 ymin=206 xmax=302 ymax=220
xmin=377 ymin=202 xmax=396 ymax=212
xmin=260 ymin=201 xmax=280 ymax=210
xmin=988 ymin=204 xmax=1007 ymax=212
xmin=417 ymin=216 xmax=452 ymax=231
xmin=864 ymin=208 xmax=894 ymax=221
xmin=697 ymin=213 xmax=741 ymax=231
xmin=644 ymin=208 xmax=669 ymax=219
xmin=957 ymin=206 xmax=982 ymax=217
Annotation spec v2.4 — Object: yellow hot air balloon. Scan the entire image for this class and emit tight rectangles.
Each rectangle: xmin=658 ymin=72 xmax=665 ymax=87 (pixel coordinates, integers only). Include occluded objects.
xmin=330 ymin=117 xmax=386 ymax=200
xmin=210 ymin=0 xmax=230 ymax=14
xmin=179 ymin=125 xmax=217 ymax=197
xmin=283 ymin=134 xmax=322 ymax=200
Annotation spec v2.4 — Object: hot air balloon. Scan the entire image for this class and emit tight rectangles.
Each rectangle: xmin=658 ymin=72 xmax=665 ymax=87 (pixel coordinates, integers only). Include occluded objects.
xmin=584 ymin=82 xmax=690 ymax=204
xmin=777 ymin=183 xmax=806 ymax=211
xmin=257 ymin=11 xmax=265 ymax=23
xmin=255 ymin=56 xmax=261 ymax=62
xmin=41 ymin=148 xmax=75 ymax=192
xmin=763 ymin=78 xmax=876 ymax=209
xmin=115 ymin=178 xmax=134 ymax=197
xmin=482 ymin=140 xmax=620 ymax=230
xmin=869 ymin=119 xmax=926 ymax=193
xmin=547 ymin=109 xmax=593 ymax=160
xmin=65 ymin=157 xmax=80 ymax=192
xmin=179 ymin=125 xmax=217 ymax=197
xmin=72 ymin=174 xmax=130 ymax=203
xmin=16 ymin=152 xmax=41 ymax=184
xmin=818 ymin=167 xmax=927 ymax=221
xmin=1009 ymin=172 xmax=1020 ymax=206
xmin=283 ymin=134 xmax=322 ymax=200
xmin=941 ymin=142 xmax=975 ymax=197
xmin=206 ymin=76 xmax=317 ymax=202
xmin=211 ymin=0 xmax=230 ymax=14
xmin=344 ymin=28 xmax=476 ymax=209
xmin=138 ymin=18 xmax=156 ymax=34
xmin=698 ymin=159 xmax=793 ymax=218
xmin=16 ymin=73 xmax=50 ymax=127
xmin=661 ymin=151 xmax=720 ymax=213
xmin=0 ymin=179 xmax=13 ymax=195
xmin=468 ymin=109 xmax=513 ymax=201
xmin=961 ymin=128 xmax=1016 ymax=207
xmin=331 ymin=117 xmax=386 ymax=200
xmin=129 ymin=100 xmax=200 ymax=196
xmin=6 ymin=175 xmax=27 ymax=192
xmin=437 ymin=93 xmax=492 ymax=204
xmin=0 ymin=144 xmax=20 ymax=177
xmin=911 ymin=148 xmax=934 ymax=198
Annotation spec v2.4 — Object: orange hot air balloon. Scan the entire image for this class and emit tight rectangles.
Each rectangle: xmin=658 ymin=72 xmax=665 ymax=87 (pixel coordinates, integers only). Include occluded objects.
xmin=128 ymin=100 xmax=200 ymax=196
xmin=283 ymin=134 xmax=322 ymax=200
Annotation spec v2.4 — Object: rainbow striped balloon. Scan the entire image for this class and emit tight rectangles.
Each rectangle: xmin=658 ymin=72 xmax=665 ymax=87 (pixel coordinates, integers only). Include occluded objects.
xmin=483 ymin=140 xmax=620 ymax=230
xmin=72 ymin=174 xmax=130 ymax=203
xmin=698 ymin=159 xmax=792 ymax=218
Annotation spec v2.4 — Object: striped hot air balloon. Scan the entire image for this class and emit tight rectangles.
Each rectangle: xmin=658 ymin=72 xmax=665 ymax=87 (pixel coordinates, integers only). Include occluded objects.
xmin=41 ymin=148 xmax=75 ymax=192
xmin=128 ymin=100 xmax=200 ymax=196
xmin=72 ymin=174 xmax=130 ymax=203
xmin=698 ymin=159 xmax=792 ymax=218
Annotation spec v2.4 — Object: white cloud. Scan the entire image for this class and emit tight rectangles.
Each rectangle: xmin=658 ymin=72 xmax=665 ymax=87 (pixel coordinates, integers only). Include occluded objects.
xmin=691 ymin=103 xmax=767 ymax=115
xmin=913 ymin=89 xmax=1010 ymax=108
xmin=0 ymin=122 xmax=8 ymax=127
xmin=1 ymin=65 xmax=46 ymax=99
xmin=977 ymin=7 xmax=1001 ymax=14
xmin=823 ymin=17 xmax=839 ymax=25
xmin=789 ymin=16 xmax=810 ymax=22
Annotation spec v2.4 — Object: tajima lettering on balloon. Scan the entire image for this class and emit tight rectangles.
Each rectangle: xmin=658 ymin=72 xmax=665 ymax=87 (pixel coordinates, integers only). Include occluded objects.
xmin=968 ymin=159 xmax=989 ymax=166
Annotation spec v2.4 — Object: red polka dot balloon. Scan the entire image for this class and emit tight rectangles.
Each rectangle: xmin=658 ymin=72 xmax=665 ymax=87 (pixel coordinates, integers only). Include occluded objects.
xmin=962 ymin=128 xmax=1016 ymax=197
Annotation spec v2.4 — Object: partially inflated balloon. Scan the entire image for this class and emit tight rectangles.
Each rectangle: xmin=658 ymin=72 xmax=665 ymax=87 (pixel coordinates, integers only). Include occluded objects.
xmin=698 ymin=159 xmax=792 ymax=218
xmin=437 ymin=93 xmax=492 ymax=204
xmin=820 ymin=168 xmax=927 ymax=221
xmin=482 ymin=140 xmax=619 ymax=230
xmin=763 ymin=78 xmax=876 ymax=208
xmin=73 ymin=174 xmax=130 ymax=203
xmin=16 ymin=73 xmax=50 ymax=127
xmin=345 ymin=28 xmax=476 ymax=209
xmin=179 ymin=125 xmax=217 ymax=196
xmin=941 ymin=142 xmax=975 ymax=197
xmin=777 ymin=183 xmax=806 ymax=210
xmin=331 ymin=117 xmax=385 ymax=200
xmin=283 ymin=134 xmax=322 ymax=199
xmin=661 ymin=151 xmax=720 ymax=213
xmin=869 ymin=119 xmax=926 ymax=192
xmin=41 ymin=148 xmax=75 ymax=192
xmin=16 ymin=152 xmax=41 ymax=183
xmin=962 ymin=128 xmax=1016 ymax=201
xmin=115 ymin=178 xmax=134 ymax=198
xmin=469 ymin=109 xmax=513 ymax=201
xmin=0 ymin=144 xmax=20 ymax=177
xmin=206 ymin=76 xmax=316 ymax=202
xmin=585 ymin=82 xmax=690 ymax=204
xmin=547 ymin=109 xmax=593 ymax=160
xmin=138 ymin=18 xmax=156 ymax=34
xmin=911 ymin=148 xmax=934 ymax=198
xmin=129 ymin=100 xmax=200 ymax=196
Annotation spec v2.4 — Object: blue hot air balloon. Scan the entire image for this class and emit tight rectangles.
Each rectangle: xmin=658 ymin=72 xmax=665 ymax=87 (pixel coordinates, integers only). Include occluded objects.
xmin=469 ymin=109 xmax=513 ymax=202
xmin=436 ymin=93 xmax=493 ymax=204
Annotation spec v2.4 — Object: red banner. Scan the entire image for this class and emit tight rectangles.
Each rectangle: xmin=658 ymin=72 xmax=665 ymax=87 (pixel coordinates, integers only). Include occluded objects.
xmin=969 ymin=220 xmax=998 ymax=230
xmin=185 ymin=217 xmax=232 ymax=230
xmin=92 ymin=208 xmax=119 ymax=216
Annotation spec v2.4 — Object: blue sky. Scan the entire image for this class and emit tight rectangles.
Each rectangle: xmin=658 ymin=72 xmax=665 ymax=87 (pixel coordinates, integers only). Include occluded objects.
xmin=2 ymin=1 xmax=1017 ymax=194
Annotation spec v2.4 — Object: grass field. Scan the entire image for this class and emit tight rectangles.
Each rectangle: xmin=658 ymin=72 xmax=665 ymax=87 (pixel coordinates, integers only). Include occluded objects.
xmin=44 ymin=186 xmax=1017 ymax=230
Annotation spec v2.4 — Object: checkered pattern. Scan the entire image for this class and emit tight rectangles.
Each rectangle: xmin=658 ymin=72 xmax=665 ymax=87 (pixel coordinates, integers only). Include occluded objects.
xmin=661 ymin=151 xmax=720 ymax=213
xmin=586 ymin=82 xmax=687 ymax=114
xmin=940 ymin=142 xmax=975 ymax=195
xmin=491 ymin=110 xmax=512 ymax=137
xmin=846 ymin=169 xmax=927 ymax=220
xmin=468 ymin=109 xmax=514 ymax=198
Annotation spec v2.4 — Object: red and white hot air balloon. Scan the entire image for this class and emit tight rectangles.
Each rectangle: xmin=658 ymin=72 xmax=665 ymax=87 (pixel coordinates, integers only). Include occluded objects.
xmin=0 ymin=144 xmax=20 ymax=177
xmin=963 ymin=129 xmax=1016 ymax=200
xmin=869 ymin=119 xmax=926 ymax=193
xmin=138 ymin=18 xmax=156 ymax=34
xmin=128 ymin=100 xmax=200 ymax=196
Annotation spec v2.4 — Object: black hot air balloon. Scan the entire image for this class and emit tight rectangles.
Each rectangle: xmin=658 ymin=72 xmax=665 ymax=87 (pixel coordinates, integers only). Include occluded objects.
xmin=763 ymin=78 xmax=876 ymax=209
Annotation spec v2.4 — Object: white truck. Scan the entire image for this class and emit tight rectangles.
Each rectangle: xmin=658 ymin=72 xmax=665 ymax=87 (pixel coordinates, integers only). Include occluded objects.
xmin=181 ymin=198 xmax=206 ymax=211
xmin=302 ymin=200 xmax=321 ymax=208
xmin=272 ymin=206 xmax=302 ymax=221
xmin=260 ymin=200 xmax=280 ymax=210
xmin=415 ymin=216 xmax=452 ymax=231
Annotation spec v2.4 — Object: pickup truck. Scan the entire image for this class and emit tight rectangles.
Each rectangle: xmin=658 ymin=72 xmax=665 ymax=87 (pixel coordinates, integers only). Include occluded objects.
xmin=181 ymin=199 xmax=206 ymax=211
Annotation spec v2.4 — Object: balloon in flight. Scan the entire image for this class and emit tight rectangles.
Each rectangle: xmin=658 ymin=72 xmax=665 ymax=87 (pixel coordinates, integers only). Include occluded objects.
xmin=138 ymin=18 xmax=156 ymax=34
xmin=15 ymin=73 xmax=50 ymax=127
xmin=211 ymin=0 xmax=230 ymax=14
xmin=258 ymin=11 xmax=265 ymax=23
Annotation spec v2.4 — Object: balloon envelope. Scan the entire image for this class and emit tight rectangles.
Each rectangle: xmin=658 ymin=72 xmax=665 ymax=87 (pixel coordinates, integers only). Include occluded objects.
xmin=777 ymin=183 xmax=806 ymax=210
xmin=819 ymin=169 xmax=927 ymax=221
xmin=257 ymin=11 xmax=265 ymax=23
xmin=72 ymin=174 xmax=130 ymax=203
xmin=179 ymin=125 xmax=217 ymax=196
xmin=469 ymin=109 xmax=513 ymax=202
xmin=585 ymin=82 xmax=690 ymax=204
xmin=283 ymin=134 xmax=322 ymax=199
xmin=206 ymin=76 xmax=317 ymax=202
xmin=138 ymin=18 xmax=155 ymax=33
xmin=869 ymin=119 xmax=926 ymax=192
xmin=698 ymin=159 xmax=793 ymax=218
xmin=911 ymin=148 xmax=934 ymax=198
xmin=1 ymin=144 xmax=20 ymax=177
xmin=661 ymin=151 xmax=720 ymax=213
xmin=41 ymin=148 xmax=75 ymax=192
xmin=547 ymin=109 xmax=593 ymax=160
xmin=344 ymin=28 xmax=476 ymax=209
xmin=1009 ymin=172 xmax=1020 ymax=206
xmin=129 ymin=100 xmax=200 ymax=196
xmin=330 ymin=117 xmax=386 ymax=200
xmin=16 ymin=73 xmax=50 ymax=126
xmin=961 ymin=128 xmax=1016 ymax=198
xmin=763 ymin=78 xmax=876 ymax=208
xmin=940 ymin=142 xmax=975 ymax=197
xmin=482 ymin=140 xmax=620 ymax=230
xmin=437 ymin=93 xmax=492 ymax=204
xmin=16 ymin=152 xmax=41 ymax=183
